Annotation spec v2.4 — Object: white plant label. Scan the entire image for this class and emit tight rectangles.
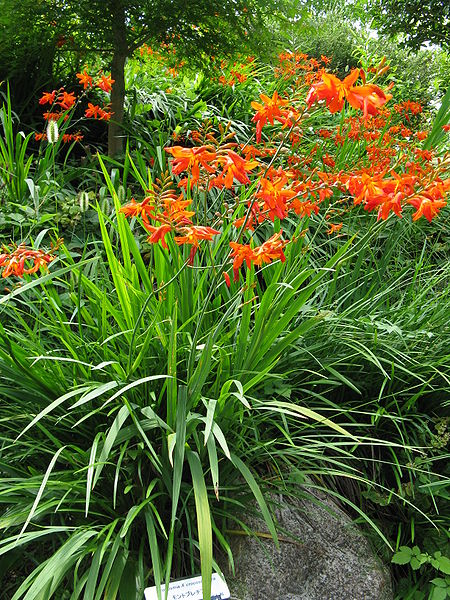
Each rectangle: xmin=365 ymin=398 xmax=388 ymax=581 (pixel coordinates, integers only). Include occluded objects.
xmin=144 ymin=573 xmax=230 ymax=600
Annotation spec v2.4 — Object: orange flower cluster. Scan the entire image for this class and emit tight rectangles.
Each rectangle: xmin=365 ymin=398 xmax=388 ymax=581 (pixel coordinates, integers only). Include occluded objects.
xmin=165 ymin=146 xmax=217 ymax=186
xmin=119 ymin=54 xmax=448 ymax=289
xmin=306 ymin=69 xmax=392 ymax=118
xmin=42 ymin=111 xmax=70 ymax=122
xmin=85 ymin=103 xmax=113 ymax=120
xmin=139 ymin=44 xmax=154 ymax=57
xmin=136 ymin=42 xmax=183 ymax=79
xmin=229 ymin=232 xmax=288 ymax=282
xmin=39 ymin=89 xmax=76 ymax=121
xmin=251 ymin=91 xmax=290 ymax=143
xmin=75 ymin=70 xmax=114 ymax=93
xmin=217 ymin=59 xmax=253 ymax=86
xmin=119 ymin=184 xmax=219 ymax=263
xmin=254 ymin=170 xmax=296 ymax=220
xmin=35 ymin=132 xmax=84 ymax=143
xmin=394 ymin=100 xmax=423 ymax=119
xmin=36 ymin=70 xmax=114 ymax=141
xmin=275 ymin=51 xmax=329 ymax=80
xmin=165 ymin=146 xmax=258 ymax=189
xmin=0 ymin=244 xmax=56 ymax=278
xmin=344 ymin=171 xmax=449 ymax=221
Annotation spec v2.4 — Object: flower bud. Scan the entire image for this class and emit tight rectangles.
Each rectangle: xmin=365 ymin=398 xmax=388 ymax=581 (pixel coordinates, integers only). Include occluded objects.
xmin=100 ymin=197 xmax=111 ymax=215
xmin=46 ymin=120 xmax=59 ymax=144
xmin=78 ymin=191 xmax=89 ymax=211
xmin=117 ymin=185 xmax=126 ymax=202
xmin=377 ymin=65 xmax=390 ymax=77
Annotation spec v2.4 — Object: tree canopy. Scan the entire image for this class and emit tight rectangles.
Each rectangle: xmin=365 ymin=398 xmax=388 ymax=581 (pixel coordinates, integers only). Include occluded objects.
xmin=370 ymin=0 xmax=450 ymax=50
xmin=0 ymin=0 xmax=291 ymax=154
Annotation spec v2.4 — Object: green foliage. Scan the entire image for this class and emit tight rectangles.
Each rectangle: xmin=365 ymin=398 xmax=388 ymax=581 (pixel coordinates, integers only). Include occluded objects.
xmin=0 ymin=22 xmax=449 ymax=599
xmin=0 ymin=0 xmax=59 ymax=116
xmin=393 ymin=546 xmax=450 ymax=599
xmin=0 ymin=175 xmax=372 ymax=596
xmin=0 ymin=0 xmax=292 ymax=154
xmin=287 ymin=5 xmax=447 ymax=105
xmin=0 ymin=85 xmax=34 ymax=203
xmin=369 ymin=0 xmax=450 ymax=50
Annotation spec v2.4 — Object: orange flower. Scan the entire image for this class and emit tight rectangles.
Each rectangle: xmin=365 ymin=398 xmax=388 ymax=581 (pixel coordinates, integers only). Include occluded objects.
xmin=39 ymin=91 xmax=56 ymax=105
xmin=62 ymin=132 xmax=84 ymax=143
xmin=346 ymin=83 xmax=391 ymax=118
xmin=76 ymin=70 xmax=93 ymax=89
xmin=165 ymin=146 xmax=216 ymax=187
xmin=407 ymin=194 xmax=447 ymax=222
xmin=322 ymin=154 xmax=335 ymax=168
xmin=146 ymin=224 xmax=172 ymax=248
xmin=211 ymin=150 xmax=258 ymax=189
xmin=96 ymin=74 xmax=115 ymax=93
xmin=229 ymin=233 xmax=288 ymax=281
xmin=290 ymin=198 xmax=320 ymax=218
xmin=233 ymin=204 xmax=265 ymax=231
xmin=229 ymin=242 xmax=255 ymax=281
xmin=174 ymin=225 xmax=220 ymax=247
xmin=252 ymin=232 xmax=288 ymax=265
xmin=119 ymin=197 xmax=155 ymax=226
xmin=365 ymin=192 xmax=404 ymax=220
xmin=346 ymin=172 xmax=385 ymax=205
xmin=326 ymin=222 xmax=343 ymax=235
xmin=255 ymin=173 xmax=296 ymax=220
xmin=251 ymin=91 xmax=289 ymax=142
xmin=57 ymin=91 xmax=76 ymax=110
xmin=43 ymin=111 xmax=67 ymax=121
xmin=160 ymin=195 xmax=195 ymax=225
xmin=306 ymin=69 xmax=360 ymax=113
xmin=415 ymin=131 xmax=428 ymax=141
xmin=98 ymin=107 xmax=113 ymax=121
xmin=0 ymin=244 xmax=55 ymax=278
xmin=85 ymin=103 xmax=100 ymax=118
xmin=307 ymin=69 xmax=391 ymax=117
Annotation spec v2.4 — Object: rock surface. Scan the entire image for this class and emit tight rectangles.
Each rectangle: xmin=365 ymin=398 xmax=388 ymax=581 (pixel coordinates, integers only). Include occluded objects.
xmin=222 ymin=489 xmax=393 ymax=600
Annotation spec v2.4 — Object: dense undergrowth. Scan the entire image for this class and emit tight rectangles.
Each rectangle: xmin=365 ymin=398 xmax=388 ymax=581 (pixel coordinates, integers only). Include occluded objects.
xmin=0 ymin=40 xmax=449 ymax=600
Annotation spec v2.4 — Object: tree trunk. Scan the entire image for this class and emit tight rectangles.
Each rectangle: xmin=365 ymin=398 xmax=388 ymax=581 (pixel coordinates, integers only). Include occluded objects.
xmin=108 ymin=51 xmax=127 ymax=157
xmin=108 ymin=0 xmax=128 ymax=157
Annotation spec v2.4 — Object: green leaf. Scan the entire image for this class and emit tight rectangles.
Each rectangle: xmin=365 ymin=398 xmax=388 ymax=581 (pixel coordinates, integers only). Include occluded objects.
xmin=120 ymin=500 xmax=152 ymax=538
xmin=93 ymin=405 xmax=130 ymax=488
xmin=392 ymin=549 xmax=412 ymax=565
xmin=16 ymin=386 xmax=91 ymax=440
xmin=437 ymin=556 xmax=450 ymax=575
xmin=431 ymin=578 xmax=447 ymax=588
xmin=186 ymin=450 xmax=212 ymax=600
xmin=230 ymin=453 xmax=278 ymax=548
xmin=145 ymin=510 xmax=162 ymax=600
xmin=19 ymin=446 xmax=67 ymax=537
xmin=430 ymin=586 xmax=448 ymax=600
xmin=171 ymin=385 xmax=187 ymax=525
xmin=206 ymin=435 xmax=219 ymax=500
xmin=204 ymin=398 xmax=217 ymax=445
xmin=259 ymin=400 xmax=358 ymax=441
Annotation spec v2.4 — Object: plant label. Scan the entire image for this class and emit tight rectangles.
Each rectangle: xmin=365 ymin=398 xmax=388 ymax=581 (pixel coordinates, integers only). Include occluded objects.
xmin=144 ymin=573 xmax=230 ymax=600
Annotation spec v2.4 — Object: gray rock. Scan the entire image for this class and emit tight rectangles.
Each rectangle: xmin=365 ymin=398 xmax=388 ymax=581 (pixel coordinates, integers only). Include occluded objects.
xmin=222 ymin=489 xmax=393 ymax=600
